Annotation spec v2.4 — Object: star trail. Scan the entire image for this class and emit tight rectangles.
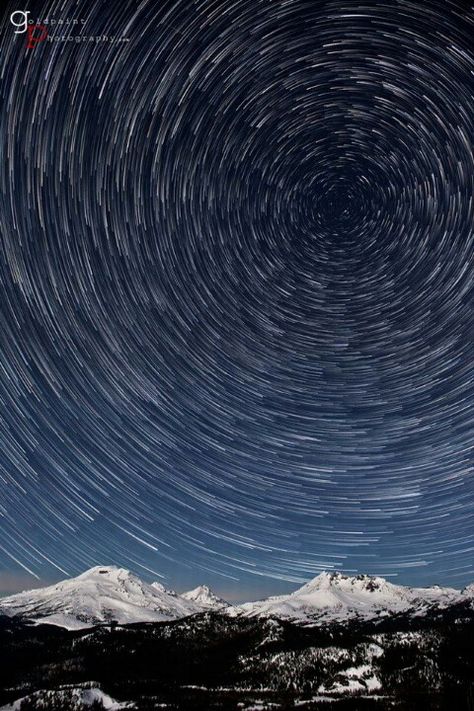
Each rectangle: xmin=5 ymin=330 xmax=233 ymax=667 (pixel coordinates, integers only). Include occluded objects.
xmin=0 ymin=0 xmax=473 ymax=597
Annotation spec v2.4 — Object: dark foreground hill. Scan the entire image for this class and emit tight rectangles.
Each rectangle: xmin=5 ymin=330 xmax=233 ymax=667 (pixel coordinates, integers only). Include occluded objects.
xmin=1 ymin=606 xmax=474 ymax=710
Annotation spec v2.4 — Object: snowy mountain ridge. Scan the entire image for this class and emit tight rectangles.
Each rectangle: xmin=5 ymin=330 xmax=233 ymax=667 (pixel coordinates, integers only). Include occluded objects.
xmin=237 ymin=571 xmax=467 ymax=624
xmin=0 ymin=566 xmax=211 ymax=629
xmin=1 ymin=567 xmax=472 ymax=630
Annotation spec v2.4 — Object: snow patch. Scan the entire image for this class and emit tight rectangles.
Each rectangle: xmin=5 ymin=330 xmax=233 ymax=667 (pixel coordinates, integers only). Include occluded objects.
xmin=0 ymin=686 xmax=134 ymax=710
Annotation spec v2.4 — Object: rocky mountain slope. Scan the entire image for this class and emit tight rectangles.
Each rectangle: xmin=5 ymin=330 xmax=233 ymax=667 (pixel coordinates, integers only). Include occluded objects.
xmin=0 ymin=566 xmax=207 ymax=629
xmin=237 ymin=571 xmax=468 ymax=624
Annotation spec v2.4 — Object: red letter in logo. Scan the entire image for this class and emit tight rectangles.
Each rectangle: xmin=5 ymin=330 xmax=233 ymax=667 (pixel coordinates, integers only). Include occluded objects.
xmin=26 ymin=25 xmax=48 ymax=49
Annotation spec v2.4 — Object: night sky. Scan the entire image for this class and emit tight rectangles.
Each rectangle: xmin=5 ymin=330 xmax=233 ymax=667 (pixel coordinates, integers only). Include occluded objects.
xmin=0 ymin=0 xmax=473 ymax=600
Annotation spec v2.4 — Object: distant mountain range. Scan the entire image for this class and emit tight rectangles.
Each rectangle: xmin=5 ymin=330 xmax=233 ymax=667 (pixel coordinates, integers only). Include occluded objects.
xmin=0 ymin=566 xmax=227 ymax=629
xmin=2 ymin=568 xmax=474 ymax=709
xmin=1 ymin=566 xmax=473 ymax=630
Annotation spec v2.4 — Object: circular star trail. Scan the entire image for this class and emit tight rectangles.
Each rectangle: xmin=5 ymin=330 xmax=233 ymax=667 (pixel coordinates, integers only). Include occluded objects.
xmin=0 ymin=0 xmax=473 ymax=594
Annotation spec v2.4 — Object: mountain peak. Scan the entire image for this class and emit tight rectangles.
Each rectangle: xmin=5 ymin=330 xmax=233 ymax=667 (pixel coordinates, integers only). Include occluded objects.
xmin=182 ymin=584 xmax=228 ymax=608
xmin=76 ymin=565 xmax=134 ymax=580
xmin=186 ymin=584 xmax=212 ymax=596
xmin=0 ymin=566 xmax=203 ymax=629
xmin=298 ymin=571 xmax=388 ymax=594
xmin=238 ymin=571 xmax=462 ymax=624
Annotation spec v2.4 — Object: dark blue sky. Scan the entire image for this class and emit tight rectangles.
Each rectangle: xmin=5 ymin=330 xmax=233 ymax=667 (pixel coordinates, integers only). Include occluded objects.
xmin=0 ymin=0 xmax=473 ymax=600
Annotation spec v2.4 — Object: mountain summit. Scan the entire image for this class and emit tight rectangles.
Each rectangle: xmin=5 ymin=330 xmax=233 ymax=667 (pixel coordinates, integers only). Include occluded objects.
xmin=181 ymin=584 xmax=228 ymax=609
xmin=0 ymin=565 xmax=203 ymax=629
xmin=237 ymin=571 xmax=462 ymax=624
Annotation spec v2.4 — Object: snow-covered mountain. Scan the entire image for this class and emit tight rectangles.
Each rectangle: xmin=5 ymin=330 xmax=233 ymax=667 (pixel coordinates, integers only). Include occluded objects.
xmin=1 ymin=567 xmax=471 ymax=630
xmin=181 ymin=584 xmax=228 ymax=610
xmin=237 ymin=572 xmax=463 ymax=624
xmin=461 ymin=582 xmax=474 ymax=601
xmin=0 ymin=566 xmax=204 ymax=630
